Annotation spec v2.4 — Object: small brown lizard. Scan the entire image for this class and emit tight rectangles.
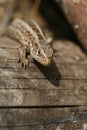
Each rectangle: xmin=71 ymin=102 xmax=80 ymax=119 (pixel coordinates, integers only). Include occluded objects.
xmin=7 ymin=18 xmax=54 ymax=68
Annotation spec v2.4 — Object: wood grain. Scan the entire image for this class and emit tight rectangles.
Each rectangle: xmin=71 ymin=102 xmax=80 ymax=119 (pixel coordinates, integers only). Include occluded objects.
xmin=0 ymin=37 xmax=87 ymax=107
xmin=0 ymin=107 xmax=86 ymax=130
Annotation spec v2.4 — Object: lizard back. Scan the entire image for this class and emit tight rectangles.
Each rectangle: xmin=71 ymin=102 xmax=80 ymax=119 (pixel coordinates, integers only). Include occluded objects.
xmin=7 ymin=18 xmax=54 ymax=66
xmin=7 ymin=18 xmax=39 ymax=46
xmin=28 ymin=19 xmax=48 ymax=42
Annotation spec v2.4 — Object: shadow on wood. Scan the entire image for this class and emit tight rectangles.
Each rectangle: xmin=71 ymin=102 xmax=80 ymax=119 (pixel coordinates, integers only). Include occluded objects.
xmin=34 ymin=60 xmax=61 ymax=87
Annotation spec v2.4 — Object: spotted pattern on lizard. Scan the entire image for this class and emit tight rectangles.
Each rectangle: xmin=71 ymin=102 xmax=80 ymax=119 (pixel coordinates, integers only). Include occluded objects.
xmin=7 ymin=18 xmax=54 ymax=68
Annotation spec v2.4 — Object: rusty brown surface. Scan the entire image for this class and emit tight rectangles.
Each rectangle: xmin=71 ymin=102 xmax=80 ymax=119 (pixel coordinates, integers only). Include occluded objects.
xmin=56 ymin=0 xmax=87 ymax=51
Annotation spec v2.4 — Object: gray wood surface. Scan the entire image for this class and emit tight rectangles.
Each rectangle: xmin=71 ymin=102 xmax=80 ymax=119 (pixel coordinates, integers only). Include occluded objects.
xmin=0 ymin=107 xmax=86 ymax=130
xmin=0 ymin=37 xmax=87 ymax=107
xmin=0 ymin=36 xmax=87 ymax=129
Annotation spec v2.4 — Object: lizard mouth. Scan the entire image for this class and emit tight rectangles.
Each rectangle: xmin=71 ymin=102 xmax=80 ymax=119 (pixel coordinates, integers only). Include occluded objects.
xmin=41 ymin=58 xmax=52 ymax=66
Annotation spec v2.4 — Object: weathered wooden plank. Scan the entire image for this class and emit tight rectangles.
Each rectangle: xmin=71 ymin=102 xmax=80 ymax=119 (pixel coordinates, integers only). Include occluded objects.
xmin=0 ymin=88 xmax=87 ymax=106
xmin=0 ymin=107 xmax=86 ymax=130
xmin=0 ymin=124 xmax=84 ymax=130
xmin=0 ymin=37 xmax=87 ymax=106
xmin=0 ymin=59 xmax=87 ymax=90
xmin=0 ymin=123 xmax=85 ymax=130
xmin=0 ymin=74 xmax=87 ymax=89
xmin=0 ymin=61 xmax=87 ymax=79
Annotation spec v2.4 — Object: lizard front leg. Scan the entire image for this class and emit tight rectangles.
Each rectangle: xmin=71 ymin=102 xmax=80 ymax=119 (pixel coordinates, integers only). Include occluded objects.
xmin=17 ymin=45 xmax=29 ymax=69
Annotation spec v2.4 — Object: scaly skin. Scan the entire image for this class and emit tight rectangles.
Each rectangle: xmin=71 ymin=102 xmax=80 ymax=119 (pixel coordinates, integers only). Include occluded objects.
xmin=7 ymin=18 xmax=54 ymax=68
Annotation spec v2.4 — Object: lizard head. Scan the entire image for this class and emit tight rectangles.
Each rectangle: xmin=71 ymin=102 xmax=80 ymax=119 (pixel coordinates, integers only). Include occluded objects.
xmin=30 ymin=37 xmax=54 ymax=66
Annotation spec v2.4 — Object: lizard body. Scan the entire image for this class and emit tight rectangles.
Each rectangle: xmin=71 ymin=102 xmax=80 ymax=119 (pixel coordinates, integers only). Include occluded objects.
xmin=7 ymin=18 xmax=54 ymax=68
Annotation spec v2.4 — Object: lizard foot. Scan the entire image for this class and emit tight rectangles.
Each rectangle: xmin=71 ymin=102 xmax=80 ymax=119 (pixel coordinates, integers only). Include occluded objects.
xmin=17 ymin=45 xmax=29 ymax=69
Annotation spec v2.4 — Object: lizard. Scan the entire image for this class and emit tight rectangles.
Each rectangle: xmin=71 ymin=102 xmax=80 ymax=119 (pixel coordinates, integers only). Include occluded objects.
xmin=0 ymin=0 xmax=54 ymax=68
xmin=6 ymin=18 xmax=54 ymax=68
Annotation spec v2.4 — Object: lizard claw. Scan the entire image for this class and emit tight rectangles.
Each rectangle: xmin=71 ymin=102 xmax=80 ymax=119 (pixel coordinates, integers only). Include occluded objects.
xmin=17 ymin=45 xmax=29 ymax=69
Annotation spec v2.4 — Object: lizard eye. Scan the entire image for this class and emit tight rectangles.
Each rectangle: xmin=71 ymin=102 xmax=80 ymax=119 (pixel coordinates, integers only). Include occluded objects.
xmin=49 ymin=47 xmax=53 ymax=55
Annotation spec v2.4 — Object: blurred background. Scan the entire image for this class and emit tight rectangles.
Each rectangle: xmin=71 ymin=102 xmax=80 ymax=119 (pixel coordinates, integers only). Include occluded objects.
xmin=0 ymin=0 xmax=86 ymax=52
